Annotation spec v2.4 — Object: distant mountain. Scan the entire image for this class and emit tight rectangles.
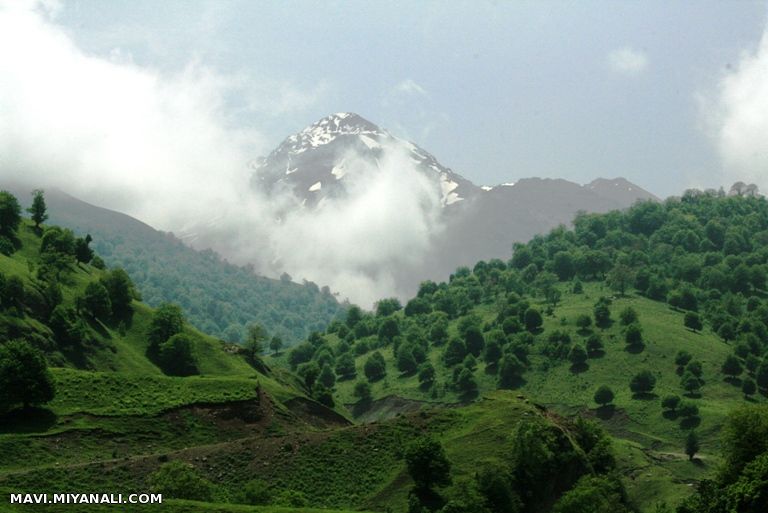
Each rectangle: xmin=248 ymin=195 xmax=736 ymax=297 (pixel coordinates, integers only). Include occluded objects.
xmin=251 ymin=112 xmax=480 ymax=210
xmin=250 ymin=113 xmax=658 ymax=295
xmin=3 ymin=185 xmax=345 ymax=344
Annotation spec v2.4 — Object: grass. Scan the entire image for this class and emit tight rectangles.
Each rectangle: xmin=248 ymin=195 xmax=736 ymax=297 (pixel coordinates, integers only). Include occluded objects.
xmin=47 ymin=369 xmax=260 ymax=416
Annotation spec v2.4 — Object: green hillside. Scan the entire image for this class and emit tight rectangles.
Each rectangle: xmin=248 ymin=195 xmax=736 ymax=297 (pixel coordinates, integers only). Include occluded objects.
xmin=3 ymin=185 xmax=345 ymax=344
xmin=273 ymin=191 xmax=768 ymax=512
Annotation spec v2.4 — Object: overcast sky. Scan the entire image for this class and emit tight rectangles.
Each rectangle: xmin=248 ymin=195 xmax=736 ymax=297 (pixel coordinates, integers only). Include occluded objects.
xmin=47 ymin=0 xmax=768 ymax=197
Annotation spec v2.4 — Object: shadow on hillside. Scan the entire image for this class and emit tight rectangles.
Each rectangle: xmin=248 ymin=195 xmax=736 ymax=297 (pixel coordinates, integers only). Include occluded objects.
xmin=683 ymin=391 xmax=702 ymax=399
xmin=691 ymin=457 xmax=707 ymax=468
xmin=459 ymin=389 xmax=480 ymax=402
xmin=631 ymin=392 xmax=657 ymax=401
xmin=595 ymin=404 xmax=615 ymax=420
xmin=484 ymin=363 xmax=498 ymax=375
xmin=587 ymin=349 xmax=606 ymax=359
xmin=662 ymin=410 xmax=679 ymax=421
xmin=570 ymin=362 xmax=589 ymax=374
xmin=680 ymin=416 xmax=701 ymax=430
xmin=351 ymin=399 xmax=372 ymax=417
xmin=724 ymin=377 xmax=742 ymax=387
xmin=625 ymin=342 xmax=645 ymax=354
xmin=498 ymin=375 xmax=527 ymax=390
xmin=0 ymin=407 xmax=57 ymax=434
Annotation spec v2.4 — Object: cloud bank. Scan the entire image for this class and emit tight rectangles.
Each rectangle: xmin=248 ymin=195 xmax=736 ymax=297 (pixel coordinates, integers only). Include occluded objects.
xmin=709 ymin=26 xmax=768 ymax=190
xmin=608 ymin=46 xmax=648 ymax=76
xmin=0 ymin=1 xmax=445 ymax=307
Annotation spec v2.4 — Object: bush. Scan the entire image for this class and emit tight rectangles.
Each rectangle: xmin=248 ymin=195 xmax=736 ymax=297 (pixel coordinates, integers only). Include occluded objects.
xmin=148 ymin=461 xmax=214 ymax=501
xmin=241 ymin=479 xmax=270 ymax=505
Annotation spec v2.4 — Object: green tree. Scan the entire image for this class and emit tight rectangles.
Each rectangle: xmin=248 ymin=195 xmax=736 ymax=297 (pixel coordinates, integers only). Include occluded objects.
xmin=335 ymin=352 xmax=356 ymax=379
xmin=418 ymin=362 xmax=436 ymax=388
xmin=148 ymin=461 xmax=213 ymax=501
xmin=619 ymin=307 xmax=638 ymax=326
xmin=586 ymin=334 xmax=604 ymax=356
xmin=27 ymin=189 xmax=48 ymax=229
xmin=681 ymin=372 xmax=702 ymax=396
xmin=82 ymin=281 xmax=111 ymax=320
xmin=74 ymin=235 xmax=94 ymax=265
xmin=593 ymin=303 xmax=612 ymax=328
xmin=757 ymin=361 xmax=768 ymax=391
xmin=0 ymin=191 xmax=21 ymax=238
xmin=675 ymin=350 xmax=693 ymax=369
xmin=593 ymin=385 xmax=614 ymax=407
xmin=298 ymin=361 xmax=321 ymax=390
xmin=684 ymin=311 xmax=703 ymax=332
xmin=629 ymin=370 xmax=656 ymax=396
xmin=606 ymin=263 xmax=635 ymax=296
xmin=742 ymin=378 xmax=757 ymax=398
xmin=685 ymin=431 xmax=700 ymax=461
xmin=624 ymin=323 xmax=643 ymax=347
xmin=49 ymin=304 xmax=84 ymax=346
xmin=404 ymin=437 xmax=452 ymax=491
xmin=269 ymin=335 xmax=283 ymax=355
xmin=575 ymin=313 xmax=592 ymax=332
xmin=0 ymin=340 xmax=55 ymax=410
xmin=464 ymin=326 xmax=485 ymax=357
xmin=569 ymin=345 xmax=588 ymax=367
xmin=498 ymin=354 xmax=525 ymax=389
xmin=364 ymin=351 xmax=386 ymax=381
xmin=396 ymin=344 xmax=418 ymax=374
xmin=443 ymin=337 xmax=467 ymax=367
xmin=678 ymin=402 xmax=699 ymax=419
xmin=158 ymin=333 xmax=198 ymax=376
xmin=318 ymin=363 xmax=336 ymax=388
xmin=483 ymin=334 xmax=503 ymax=366
xmin=375 ymin=297 xmax=402 ymax=316
xmin=378 ymin=317 xmax=400 ymax=343
xmin=661 ymin=395 xmax=681 ymax=412
xmin=243 ymin=323 xmax=267 ymax=363
xmin=524 ymin=307 xmax=543 ymax=332
xmin=100 ymin=268 xmax=135 ymax=315
xmin=353 ymin=380 xmax=372 ymax=403
xmin=455 ymin=367 xmax=477 ymax=394
xmin=722 ymin=355 xmax=744 ymax=379
xmin=147 ymin=303 xmax=184 ymax=349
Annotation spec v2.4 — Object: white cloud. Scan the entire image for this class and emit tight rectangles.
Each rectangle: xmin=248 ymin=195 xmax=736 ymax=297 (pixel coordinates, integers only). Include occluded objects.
xmin=393 ymin=78 xmax=428 ymax=96
xmin=0 ymin=1 xmax=446 ymax=307
xmin=707 ymin=26 xmax=768 ymax=190
xmin=608 ymin=46 xmax=648 ymax=76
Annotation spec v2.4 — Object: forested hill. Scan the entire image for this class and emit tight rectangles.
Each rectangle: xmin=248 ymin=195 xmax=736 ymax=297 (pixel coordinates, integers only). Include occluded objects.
xmin=3 ymin=185 xmax=345 ymax=344
xmin=277 ymin=189 xmax=768 ymax=512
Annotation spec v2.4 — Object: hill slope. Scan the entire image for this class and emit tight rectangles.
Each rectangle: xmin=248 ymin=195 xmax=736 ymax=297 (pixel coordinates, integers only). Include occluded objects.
xmin=274 ymin=191 xmax=768 ymax=511
xmin=2 ymin=184 xmax=345 ymax=345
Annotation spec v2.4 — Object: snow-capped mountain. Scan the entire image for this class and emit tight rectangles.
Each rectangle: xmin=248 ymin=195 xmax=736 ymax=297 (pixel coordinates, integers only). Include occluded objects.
xmin=249 ymin=113 xmax=658 ymax=299
xmin=250 ymin=112 xmax=478 ymax=209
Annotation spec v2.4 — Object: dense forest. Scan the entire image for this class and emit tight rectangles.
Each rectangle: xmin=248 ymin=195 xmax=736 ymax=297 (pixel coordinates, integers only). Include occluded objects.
xmin=19 ymin=187 xmax=346 ymax=343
